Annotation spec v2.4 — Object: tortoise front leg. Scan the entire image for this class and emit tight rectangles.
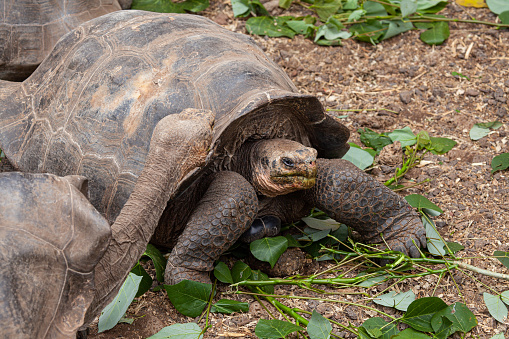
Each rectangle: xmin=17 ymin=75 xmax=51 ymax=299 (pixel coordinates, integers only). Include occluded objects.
xmin=307 ymin=158 xmax=426 ymax=257
xmin=165 ymin=171 xmax=258 ymax=285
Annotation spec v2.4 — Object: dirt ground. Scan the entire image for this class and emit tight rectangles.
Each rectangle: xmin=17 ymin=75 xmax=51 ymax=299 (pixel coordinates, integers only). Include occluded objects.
xmin=89 ymin=1 xmax=509 ymax=338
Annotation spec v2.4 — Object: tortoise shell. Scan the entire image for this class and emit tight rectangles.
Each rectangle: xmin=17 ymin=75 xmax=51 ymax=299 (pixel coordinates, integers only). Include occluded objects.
xmin=0 ymin=172 xmax=110 ymax=337
xmin=0 ymin=0 xmax=122 ymax=81
xmin=0 ymin=10 xmax=349 ymax=225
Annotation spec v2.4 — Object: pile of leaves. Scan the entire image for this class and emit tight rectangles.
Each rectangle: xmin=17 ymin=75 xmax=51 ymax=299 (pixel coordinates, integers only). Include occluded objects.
xmin=132 ymin=0 xmax=509 ymax=46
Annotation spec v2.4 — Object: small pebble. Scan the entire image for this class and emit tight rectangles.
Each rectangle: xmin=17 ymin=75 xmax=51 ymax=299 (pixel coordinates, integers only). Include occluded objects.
xmin=399 ymin=90 xmax=413 ymax=104
xmin=465 ymin=88 xmax=480 ymax=97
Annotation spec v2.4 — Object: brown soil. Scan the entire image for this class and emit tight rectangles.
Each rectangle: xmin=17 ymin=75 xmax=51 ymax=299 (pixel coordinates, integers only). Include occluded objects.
xmin=89 ymin=2 xmax=509 ymax=338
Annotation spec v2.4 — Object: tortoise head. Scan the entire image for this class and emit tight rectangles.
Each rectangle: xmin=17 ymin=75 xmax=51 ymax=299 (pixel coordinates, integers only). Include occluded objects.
xmin=242 ymin=139 xmax=317 ymax=197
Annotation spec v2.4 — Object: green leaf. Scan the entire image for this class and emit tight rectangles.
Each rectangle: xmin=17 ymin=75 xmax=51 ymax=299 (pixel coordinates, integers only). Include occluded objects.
xmin=132 ymin=0 xmax=209 ymax=13
xmin=130 ymin=262 xmax=152 ymax=297
xmin=486 ymin=0 xmax=509 ymax=14
xmin=484 ymin=293 xmax=508 ymax=323
xmin=347 ymin=9 xmax=366 ymax=22
xmin=364 ymin=1 xmax=388 ymax=16
xmin=470 ymin=121 xmax=501 ymax=140
xmin=423 ymin=215 xmax=446 ymax=256
xmin=373 ymin=290 xmax=416 ymax=311
xmin=492 ymin=153 xmax=509 ymax=174
xmin=344 ymin=0 xmax=358 ymax=10
xmin=349 ymin=20 xmax=385 ymax=44
xmin=214 ymin=261 xmax=233 ymax=284
xmin=414 ymin=0 xmax=448 ymax=12
xmin=98 ymin=273 xmax=143 ymax=333
xmin=415 ymin=21 xmax=449 ymax=45
xmin=255 ymin=319 xmax=303 ymax=338
xmin=210 ymin=299 xmax=249 ymax=314
xmin=401 ymin=297 xmax=448 ymax=332
xmin=299 ymin=226 xmax=331 ymax=241
xmin=404 ymin=194 xmax=443 ymax=213
xmin=445 ymin=242 xmax=464 ymax=254
xmin=118 ymin=316 xmax=135 ymax=324
xmin=250 ymin=236 xmax=288 ymax=268
xmin=490 ymin=334 xmax=506 ymax=339
xmin=427 ymin=137 xmax=457 ymax=155
xmin=314 ymin=17 xmax=351 ymax=45
xmin=302 ymin=225 xmax=348 ymax=258
xmin=147 ymin=323 xmax=204 ymax=339
xmin=501 ymin=290 xmax=509 ymax=305
xmin=358 ymin=274 xmax=389 ymax=287
xmin=358 ymin=128 xmax=393 ymax=153
xmin=383 ymin=20 xmax=414 ymax=40
xmin=432 ymin=316 xmax=454 ymax=339
xmin=231 ymin=0 xmax=251 ymax=16
xmin=391 ymin=328 xmax=431 ymax=338
xmin=246 ymin=16 xmax=296 ymax=38
xmin=360 ymin=317 xmax=399 ymax=339
xmin=232 ymin=261 xmax=252 ymax=283
xmin=164 ymin=280 xmax=212 ymax=317
xmin=285 ymin=234 xmax=303 ymax=248
xmin=342 ymin=143 xmax=375 ymax=169
xmin=494 ymin=251 xmax=509 ymax=269
xmin=231 ymin=0 xmax=268 ymax=16
xmin=470 ymin=125 xmax=491 ymax=140
xmin=310 ymin=0 xmax=342 ymax=21
xmin=302 ymin=217 xmax=341 ymax=231
xmin=279 ymin=0 xmax=293 ymax=9
xmin=286 ymin=18 xmax=316 ymax=38
xmin=431 ymin=302 xmax=478 ymax=333
xmin=249 ymin=269 xmax=274 ymax=294
xmin=306 ymin=310 xmax=332 ymax=339
xmin=500 ymin=10 xmax=509 ymax=24
xmin=143 ymin=244 xmax=167 ymax=283
xmin=400 ymin=0 xmax=418 ymax=17
xmin=416 ymin=130 xmax=431 ymax=150
xmin=388 ymin=127 xmax=416 ymax=147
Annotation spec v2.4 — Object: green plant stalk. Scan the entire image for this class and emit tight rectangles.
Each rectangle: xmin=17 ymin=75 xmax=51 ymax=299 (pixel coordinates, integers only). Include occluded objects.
xmin=333 ymin=13 xmax=509 ymax=29
xmin=233 ymin=273 xmax=377 ymax=287
xmin=392 ymin=178 xmax=430 ymax=192
xmin=238 ymin=290 xmax=397 ymax=321
xmin=198 ymin=279 xmax=217 ymax=325
xmin=384 ymin=137 xmax=426 ymax=187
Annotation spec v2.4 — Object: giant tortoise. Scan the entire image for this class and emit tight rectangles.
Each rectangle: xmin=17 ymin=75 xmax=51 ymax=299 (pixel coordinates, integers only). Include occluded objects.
xmin=0 ymin=0 xmax=128 ymax=81
xmin=0 ymin=10 xmax=426 ymax=327
xmin=0 ymin=110 xmax=214 ymax=337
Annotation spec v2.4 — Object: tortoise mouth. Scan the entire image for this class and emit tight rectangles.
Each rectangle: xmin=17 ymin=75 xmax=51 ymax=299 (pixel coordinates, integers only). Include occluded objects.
xmin=272 ymin=174 xmax=317 ymax=189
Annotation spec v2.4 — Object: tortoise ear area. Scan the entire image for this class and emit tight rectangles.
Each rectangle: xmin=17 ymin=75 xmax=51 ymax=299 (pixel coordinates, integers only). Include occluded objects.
xmin=63 ymin=175 xmax=89 ymax=198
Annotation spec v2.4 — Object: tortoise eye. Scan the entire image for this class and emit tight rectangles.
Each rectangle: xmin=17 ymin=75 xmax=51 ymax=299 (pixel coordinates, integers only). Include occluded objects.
xmin=282 ymin=158 xmax=295 ymax=168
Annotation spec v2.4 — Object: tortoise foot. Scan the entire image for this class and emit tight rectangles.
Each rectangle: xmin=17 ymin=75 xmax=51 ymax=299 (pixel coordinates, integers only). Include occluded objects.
xmin=240 ymin=215 xmax=281 ymax=243
xmin=374 ymin=208 xmax=426 ymax=258
xmin=165 ymin=263 xmax=211 ymax=285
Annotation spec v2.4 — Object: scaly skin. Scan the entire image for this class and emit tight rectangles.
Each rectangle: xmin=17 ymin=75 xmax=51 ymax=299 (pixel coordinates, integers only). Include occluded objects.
xmin=307 ymin=158 xmax=426 ymax=257
xmin=165 ymin=171 xmax=258 ymax=285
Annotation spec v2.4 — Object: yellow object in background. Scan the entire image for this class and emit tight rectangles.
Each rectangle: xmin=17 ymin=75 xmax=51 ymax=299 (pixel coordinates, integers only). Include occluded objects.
xmin=455 ymin=0 xmax=488 ymax=8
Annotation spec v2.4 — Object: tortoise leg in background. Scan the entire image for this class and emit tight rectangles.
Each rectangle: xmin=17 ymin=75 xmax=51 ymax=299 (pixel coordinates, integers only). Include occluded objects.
xmin=165 ymin=171 xmax=258 ymax=285
xmin=307 ymin=158 xmax=426 ymax=257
